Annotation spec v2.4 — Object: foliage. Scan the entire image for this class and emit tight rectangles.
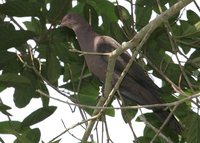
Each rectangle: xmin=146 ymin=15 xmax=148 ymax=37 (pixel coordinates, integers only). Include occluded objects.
xmin=0 ymin=0 xmax=200 ymax=142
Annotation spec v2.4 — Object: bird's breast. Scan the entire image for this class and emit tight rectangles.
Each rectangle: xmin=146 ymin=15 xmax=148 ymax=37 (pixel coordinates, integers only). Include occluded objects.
xmin=84 ymin=54 xmax=108 ymax=82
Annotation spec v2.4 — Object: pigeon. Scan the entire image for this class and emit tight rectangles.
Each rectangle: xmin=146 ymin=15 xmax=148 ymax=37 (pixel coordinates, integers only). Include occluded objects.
xmin=61 ymin=13 xmax=182 ymax=134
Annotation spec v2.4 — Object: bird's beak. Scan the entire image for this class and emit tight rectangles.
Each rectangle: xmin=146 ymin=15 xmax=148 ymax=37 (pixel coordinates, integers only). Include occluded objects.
xmin=60 ymin=21 xmax=65 ymax=27
xmin=60 ymin=15 xmax=68 ymax=27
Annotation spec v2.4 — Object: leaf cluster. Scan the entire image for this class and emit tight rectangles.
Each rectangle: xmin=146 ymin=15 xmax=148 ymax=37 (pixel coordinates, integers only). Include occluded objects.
xmin=0 ymin=0 xmax=200 ymax=142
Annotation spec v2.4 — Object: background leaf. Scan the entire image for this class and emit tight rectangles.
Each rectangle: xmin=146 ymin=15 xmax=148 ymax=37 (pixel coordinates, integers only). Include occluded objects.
xmin=0 ymin=0 xmax=200 ymax=142
xmin=0 ymin=1 xmax=42 ymax=17
xmin=21 ymin=106 xmax=57 ymax=129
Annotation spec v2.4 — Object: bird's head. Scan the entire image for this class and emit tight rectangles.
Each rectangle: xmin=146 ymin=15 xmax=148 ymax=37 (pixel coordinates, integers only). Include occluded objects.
xmin=61 ymin=13 xmax=86 ymax=29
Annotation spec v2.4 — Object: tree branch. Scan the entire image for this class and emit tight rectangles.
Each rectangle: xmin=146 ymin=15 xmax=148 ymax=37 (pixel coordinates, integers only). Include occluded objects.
xmin=48 ymin=115 xmax=99 ymax=143
xmin=139 ymin=109 xmax=173 ymax=143
xmin=82 ymin=0 xmax=193 ymax=142
xmin=81 ymin=0 xmax=193 ymax=142
xmin=150 ymin=105 xmax=178 ymax=143
xmin=36 ymin=89 xmax=200 ymax=110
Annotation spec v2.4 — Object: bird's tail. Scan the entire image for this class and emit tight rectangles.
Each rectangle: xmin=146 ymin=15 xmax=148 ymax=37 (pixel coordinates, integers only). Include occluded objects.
xmin=154 ymin=109 xmax=182 ymax=134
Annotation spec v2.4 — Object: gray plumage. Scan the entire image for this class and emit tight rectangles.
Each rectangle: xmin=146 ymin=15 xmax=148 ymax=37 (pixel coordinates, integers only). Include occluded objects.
xmin=61 ymin=13 xmax=182 ymax=134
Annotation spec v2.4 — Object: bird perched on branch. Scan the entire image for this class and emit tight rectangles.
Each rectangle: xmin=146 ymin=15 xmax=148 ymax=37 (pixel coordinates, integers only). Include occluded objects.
xmin=61 ymin=13 xmax=182 ymax=134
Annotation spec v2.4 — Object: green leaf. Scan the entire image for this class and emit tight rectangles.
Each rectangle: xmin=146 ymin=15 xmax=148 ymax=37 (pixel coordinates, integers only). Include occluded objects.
xmin=180 ymin=20 xmax=197 ymax=35
xmin=115 ymin=5 xmax=130 ymax=21
xmin=169 ymin=0 xmax=179 ymax=7
xmin=114 ymin=5 xmax=134 ymax=39
xmin=105 ymin=105 xmax=115 ymax=117
xmin=53 ymin=42 xmax=71 ymax=62
xmin=0 ymin=103 xmax=11 ymax=111
xmin=0 ymin=51 xmax=17 ymax=67
xmin=187 ymin=10 xmax=200 ymax=25
xmin=195 ymin=21 xmax=200 ymax=31
xmin=0 ymin=74 xmax=30 ymax=87
xmin=13 ymin=67 xmax=44 ymax=108
xmin=25 ymin=128 xmax=41 ymax=143
xmin=174 ymin=103 xmax=191 ymax=120
xmin=121 ymin=108 xmax=137 ymax=123
xmin=14 ymin=85 xmax=35 ymax=108
xmin=14 ymin=136 xmax=31 ymax=143
xmin=145 ymin=39 xmax=162 ymax=65
xmin=63 ymin=62 xmax=84 ymax=82
xmin=165 ymin=63 xmax=181 ymax=85
xmin=24 ymin=18 xmax=43 ymax=34
xmin=69 ymin=3 xmax=85 ymax=14
xmin=138 ymin=113 xmax=179 ymax=142
xmin=110 ymin=23 xmax=127 ymax=43
xmin=86 ymin=0 xmax=117 ymax=22
xmin=186 ymin=49 xmax=200 ymax=69
xmin=70 ymin=78 xmax=101 ymax=115
xmin=39 ymin=83 xmax=50 ymax=107
xmin=182 ymin=112 xmax=200 ymax=143
xmin=0 ymin=103 xmax=12 ymax=116
xmin=135 ymin=0 xmax=152 ymax=30
xmin=156 ymin=31 xmax=171 ymax=51
xmin=14 ymin=128 xmax=41 ymax=143
xmin=135 ymin=0 xmax=171 ymax=14
xmin=83 ymin=4 xmax=99 ymax=30
xmin=78 ymin=78 xmax=115 ymax=117
xmin=0 ymin=24 xmax=36 ymax=49
xmin=0 ymin=0 xmax=42 ymax=17
xmin=121 ymin=98 xmax=138 ymax=123
xmin=0 ymin=51 xmax=22 ymax=74
xmin=49 ymin=28 xmax=69 ymax=43
xmin=0 ymin=121 xmax=21 ymax=134
xmin=137 ymin=136 xmax=152 ymax=143
xmin=46 ymin=45 xmax=61 ymax=85
xmin=50 ymin=139 xmax=61 ymax=143
xmin=21 ymin=106 xmax=57 ymax=129
xmin=142 ymin=127 xmax=168 ymax=143
xmin=74 ymin=93 xmax=97 ymax=115
xmin=48 ymin=0 xmax=71 ymax=24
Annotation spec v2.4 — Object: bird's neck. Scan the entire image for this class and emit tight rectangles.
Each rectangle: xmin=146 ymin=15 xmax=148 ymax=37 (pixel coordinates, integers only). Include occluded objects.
xmin=73 ymin=24 xmax=98 ymax=52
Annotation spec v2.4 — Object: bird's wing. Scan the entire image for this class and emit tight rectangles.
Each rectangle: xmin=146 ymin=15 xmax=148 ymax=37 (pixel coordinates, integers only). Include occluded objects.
xmin=96 ymin=36 xmax=161 ymax=93
xmin=95 ymin=36 xmax=164 ymax=105
xmin=96 ymin=36 xmax=131 ymax=73
xmin=95 ymin=36 xmax=182 ymax=134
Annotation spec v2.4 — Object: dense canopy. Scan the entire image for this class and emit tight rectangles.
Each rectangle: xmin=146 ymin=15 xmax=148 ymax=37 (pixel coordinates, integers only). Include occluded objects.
xmin=0 ymin=0 xmax=200 ymax=143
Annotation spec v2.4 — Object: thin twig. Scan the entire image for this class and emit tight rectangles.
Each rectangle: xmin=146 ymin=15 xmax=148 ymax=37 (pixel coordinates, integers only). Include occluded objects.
xmin=139 ymin=109 xmax=173 ymax=143
xmin=61 ymin=119 xmax=82 ymax=141
xmin=17 ymin=54 xmax=69 ymax=98
xmin=150 ymin=105 xmax=178 ymax=143
xmin=69 ymin=48 xmax=110 ymax=56
xmin=115 ymin=0 xmax=193 ymax=57
xmin=36 ymin=89 xmax=200 ymax=110
xmin=101 ymin=118 xmax=104 ymax=143
xmin=48 ymin=115 xmax=99 ymax=143
xmin=193 ymin=0 xmax=200 ymax=12
xmin=82 ymin=18 xmax=157 ymax=141
xmin=117 ymin=91 xmax=138 ymax=142
xmin=76 ymin=62 xmax=89 ymax=126
xmin=103 ymin=116 xmax=114 ymax=143
xmin=10 ymin=17 xmax=24 ymax=30
xmin=94 ymin=121 xmax=100 ymax=143
xmin=155 ymin=0 xmax=200 ymax=109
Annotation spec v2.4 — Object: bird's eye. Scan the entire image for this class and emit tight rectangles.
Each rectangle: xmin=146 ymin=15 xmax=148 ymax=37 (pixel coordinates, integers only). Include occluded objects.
xmin=67 ymin=15 xmax=72 ymax=19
